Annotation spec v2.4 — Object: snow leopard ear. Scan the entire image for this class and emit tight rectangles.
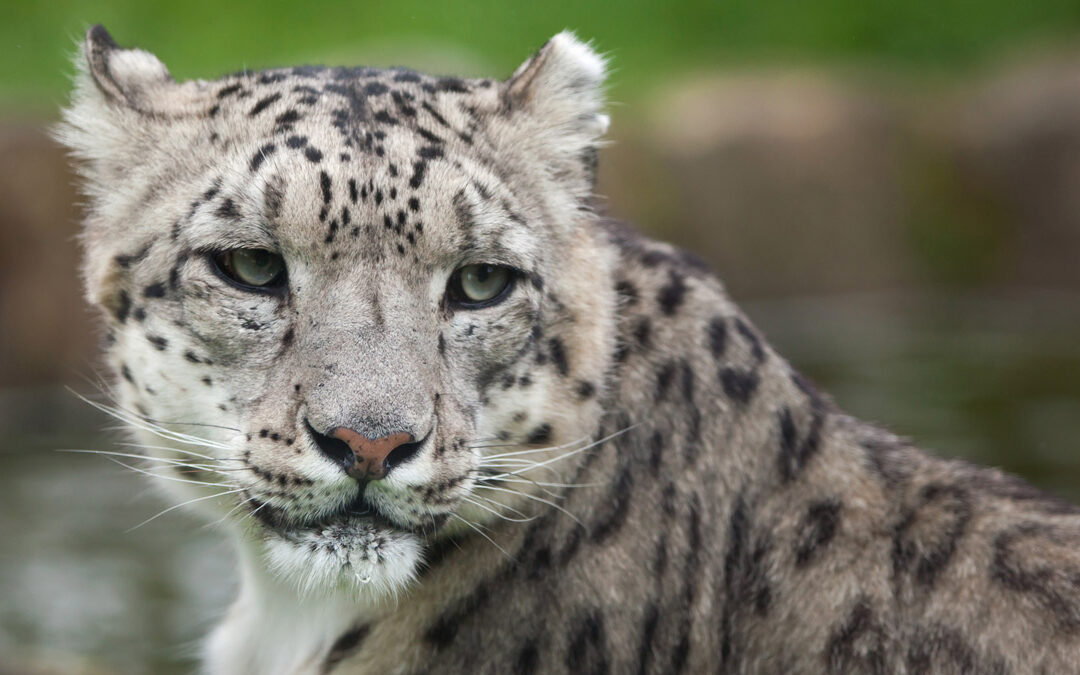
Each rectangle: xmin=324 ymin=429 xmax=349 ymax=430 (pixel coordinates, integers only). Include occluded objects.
xmin=57 ymin=26 xmax=205 ymax=194
xmin=502 ymin=32 xmax=609 ymax=194
xmin=80 ymin=25 xmax=174 ymax=111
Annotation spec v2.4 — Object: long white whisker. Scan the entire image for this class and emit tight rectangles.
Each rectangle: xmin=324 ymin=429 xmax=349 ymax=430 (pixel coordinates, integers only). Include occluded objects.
xmin=72 ymin=390 xmax=233 ymax=450
xmin=461 ymin=496 xmax=537 ymax=523
xmin=483 ymin=424 xmax=640 ymax=481
xmin=125 ymin=488 xmax=246 ymax=532
xmin=449 ymin=513 xmax=513 ymax=560
xmin=477 ymin=433 xmax=595 ymax=459
xmin=473 ymin=483 xmax=582 ymax=526
xmin=203 ymin=493 xmax=257 ymax=530
xmin=114 ymin=442 xmax=220 ymax=461
xmin=57 ymin=448 xmax=224 ymax=473
xmin=469 ymin=492 xmax=533 ymax=519
xmin=101 ymin=456 xmax=239 ymax=489
xmin=483 ymin=476 xmax=604 ymax=489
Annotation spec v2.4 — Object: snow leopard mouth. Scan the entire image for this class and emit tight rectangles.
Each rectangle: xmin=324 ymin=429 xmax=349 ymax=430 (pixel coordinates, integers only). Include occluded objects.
xmin=248 ymin=488 xmax=412 ymax=537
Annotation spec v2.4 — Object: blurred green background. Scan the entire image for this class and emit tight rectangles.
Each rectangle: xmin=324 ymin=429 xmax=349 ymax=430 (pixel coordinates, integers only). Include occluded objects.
xmin=2 ymin=1 xmax=1080 ymax=673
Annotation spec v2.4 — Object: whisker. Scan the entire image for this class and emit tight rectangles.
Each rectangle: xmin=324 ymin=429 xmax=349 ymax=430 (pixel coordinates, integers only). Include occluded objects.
xmin=125 ymin=488 xmax=246 ymax=532
xmin=203 ymin=492 xmax=257 ymax=530
xmin=475 ymin=432 xmax=595 ymax=459
xmin=461 ymin=496 xmax=537 ymax=523
xmin=469 ymin=492 xmax=533 ymax=519
xmin=481 ymin=476 xmax=603 ymax=489
xmin=71 ymin=390 xmax=233 ymax=450
xmin=100 ymin=456 xmax=239 ymax=489
xmin=449 ymin=513 xmax=514 ymax=561
xmin=57 ymin=448 xmax=224 ymax=472
xmin=482 ymin=424 xmax=641 ymax=482
xmin=473 ymin=483 xmax=582 ymax=526
xmin=114 ymin=442 xmax=222 ymax=461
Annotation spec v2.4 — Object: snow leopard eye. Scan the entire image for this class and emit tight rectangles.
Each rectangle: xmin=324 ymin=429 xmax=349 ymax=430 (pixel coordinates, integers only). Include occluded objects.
xmin=447 ymin=264 xmax=515 ymax=308
xmin=212 ymin=249 xmax=287 ymax=290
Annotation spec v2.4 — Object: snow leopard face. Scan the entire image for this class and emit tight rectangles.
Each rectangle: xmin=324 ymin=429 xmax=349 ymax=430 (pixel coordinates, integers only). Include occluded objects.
xmin=60 ymin=26 xmax=616 ymax=595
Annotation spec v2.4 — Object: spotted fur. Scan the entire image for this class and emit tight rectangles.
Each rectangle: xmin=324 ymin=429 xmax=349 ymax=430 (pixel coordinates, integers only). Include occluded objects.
xmin=60 ymin=25 xmax=1080 ymax=674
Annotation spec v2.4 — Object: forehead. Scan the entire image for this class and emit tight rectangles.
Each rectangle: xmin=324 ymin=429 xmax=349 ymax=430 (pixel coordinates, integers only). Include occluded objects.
xmin=199 ymin=66 xmax=533 ymax=265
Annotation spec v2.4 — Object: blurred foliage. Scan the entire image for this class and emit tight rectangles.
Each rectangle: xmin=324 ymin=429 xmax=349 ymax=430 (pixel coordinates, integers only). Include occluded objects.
xmin=3 ymin=0 xmax=1080 ymax=109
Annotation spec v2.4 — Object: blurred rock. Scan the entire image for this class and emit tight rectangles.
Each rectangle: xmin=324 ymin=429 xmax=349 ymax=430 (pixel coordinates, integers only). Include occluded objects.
xmin=598 ymin=55 xmax=1080 ymax=297
xmin=0 ymin=123 xmax=96 ymax=386
xmin=600 ymin=73 xmax=914 ymax=297
xmin=937 ymin=55 xmax=1080 ymax=289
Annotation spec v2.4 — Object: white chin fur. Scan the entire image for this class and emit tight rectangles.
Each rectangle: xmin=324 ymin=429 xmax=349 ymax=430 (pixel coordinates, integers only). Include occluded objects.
xmin=263 ymin=518 xmax=422 ymax=599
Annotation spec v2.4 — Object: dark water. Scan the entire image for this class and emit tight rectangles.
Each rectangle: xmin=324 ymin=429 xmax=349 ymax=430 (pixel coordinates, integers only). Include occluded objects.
xmin=2 ymin=292 xmax=1079 ymax=674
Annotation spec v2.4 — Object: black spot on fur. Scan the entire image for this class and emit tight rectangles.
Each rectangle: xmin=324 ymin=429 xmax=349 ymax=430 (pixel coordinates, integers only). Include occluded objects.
xmin=826 ymin=598 xmax=886 ymax=675
xmin=515 ymin=640 xmax=540 ymax=674
xmin=720 ymin=367 xmax=759 ymax=404
xmin=615 ymin=279 xmax=639 ymax=307
xmin=216 ymin=198 xmax=241 ymax=220
xmin=114 ymin=290 xmax=131 ymax=323
xmin=424 ymin=580 xmax=495 ymax=649
xmin=321 ymin=623 xmax=370 ymax=674
xmin=275 ymin=109 xmax=300 ymax=127
xmin=249 ymin=143 xmax=277 ymax=172
xmin=656 ymin=359 xmax=677 ymax=399
xmin=707 ymin=317 xmax=728 ymax=357
xmin=373 ymin=110 xmax=397 ymax=125
xmin=576 ymin=380 xmax=596 ymax=399
xmin=893 ymin=484 xmax=971 ymax=587
xmin=409 ymin=160 xmax=428 ymax=189
xmin=777 ymin=393 xmax=827 ymax=483
xmin=147 ymin=335 xmax=168 ymax=351
xmin=114 ymin=244 xmax=150 ymax=269
xmin=305 ymin=146 xmax=324 ymax=163
xmin=549 ymin=338 xmax=569 ymax=376
xmin=216 ymin=83 xmax=242 ymax=99
xmin=795 ymin=499 xmax=842 ymax=567
xmin=735 ymin=317 xmax=765 ymax=362
xmin=565 ymin=610 xmax=609 ymax=675
xmin=526 ymin=424 xmax=552 ymax=445
xmin=636 ymin=602 xmax=660 ymax=674
xmin=590 ymin=458 xmax=633 ymax=544
xmin=143 ymin=282 xmax=166 ymax=298
xmin=248 ymin=93 xmax=281 ymax=116
xmin=633 ymin=317 xmax=651 ymax=349
xmin=319 ymin=171 xmax=332 ymax=204
xmin=657 ymin=270 xmax=688 ymax=315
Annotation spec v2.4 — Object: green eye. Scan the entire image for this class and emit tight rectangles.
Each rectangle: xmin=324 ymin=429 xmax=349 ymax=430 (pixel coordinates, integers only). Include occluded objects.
xmin=213 ymin=249 xmax=286 ymax=289
xmin=450 ymin=264 xmax=514 ymax=307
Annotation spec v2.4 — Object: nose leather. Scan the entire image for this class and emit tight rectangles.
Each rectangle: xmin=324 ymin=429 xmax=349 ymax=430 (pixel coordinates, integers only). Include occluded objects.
xmin=329 ymin=427 xmax=413 ymax=481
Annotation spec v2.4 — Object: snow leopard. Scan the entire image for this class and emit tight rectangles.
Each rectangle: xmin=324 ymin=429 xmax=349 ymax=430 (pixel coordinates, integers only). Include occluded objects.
xmin=58 ymin=24 xmax=1080 ymax=674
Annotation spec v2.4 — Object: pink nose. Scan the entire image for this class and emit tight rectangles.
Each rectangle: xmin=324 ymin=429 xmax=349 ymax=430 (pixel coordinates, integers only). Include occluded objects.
xmin=328 ymin=427 xmax=414 ymax=481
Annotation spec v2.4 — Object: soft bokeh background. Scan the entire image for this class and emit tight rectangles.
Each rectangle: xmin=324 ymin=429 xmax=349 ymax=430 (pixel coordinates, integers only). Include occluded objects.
xmin=2 ymin=1 xmax=1080 ymax=672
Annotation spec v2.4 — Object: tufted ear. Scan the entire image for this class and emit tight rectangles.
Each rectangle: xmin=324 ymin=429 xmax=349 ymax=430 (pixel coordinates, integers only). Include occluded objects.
xmin=502 ymin=32 xmax=609 ymax=197
xmin=81 ymin=24 xmax=173 ymax=109
xmin=57 ymin=26 xmax=205 ymax=198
